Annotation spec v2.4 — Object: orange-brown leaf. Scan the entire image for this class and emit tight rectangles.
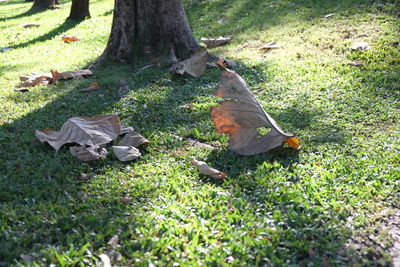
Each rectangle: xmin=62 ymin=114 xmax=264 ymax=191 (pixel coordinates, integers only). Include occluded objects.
xmin=284 ymin=137 xmax=301 ymax=150
xmin=211 ymin=106 xmax=241 ymax=135
xmin=62 ymin=36 xmax=80 ymax=42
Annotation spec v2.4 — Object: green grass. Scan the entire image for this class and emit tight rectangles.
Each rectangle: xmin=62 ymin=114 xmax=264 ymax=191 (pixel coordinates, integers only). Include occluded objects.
xmin=1 ymin=0 xmax=399 ymax=266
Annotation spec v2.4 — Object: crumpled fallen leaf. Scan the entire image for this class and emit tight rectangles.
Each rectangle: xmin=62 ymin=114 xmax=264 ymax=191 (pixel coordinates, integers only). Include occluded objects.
xmin=98 ymin=254 xmax=111 ymax=267
xmin=350 ymin=42 xmax=371 ymax=51
xmin=119 ymin=131 xmax=149 ymax=147
xmin=112 ymin=146 xmax=141 ymax=162
xmin=200 ymin=36 xmax=233 ymax=48
xmin=108 ymin=235 xmax=119 ymax=248
xmin=51 ymin=69 xmax=93 ymax=81
xmin=18 ymin=73 xmax=53 ymax=87
xmin=62 ymin=35 xmax=80 ymax=42
xmin=22 ymin=23 xmax=40 ymax=28
xmin=192 ymin=159 xmax=226 ymax=179
xmin=260 ymin=41 xmax=281 ymax=50
xmin=79 ymin=173 xmax=90 ymax=180
xmin=35 ymin=114 xmax=121 ymax=151
xmin=211 ymin=70 xmax=299 ymax=155
xmin=70 ymin=145 xmax=107 ymax=161
xmin=82 ymin=82 xmax=101 ymax=92
xmin=117 ymin=80 xmax=129 ymax=98
xmin=169 ymin=47 xmax=208 ymax=77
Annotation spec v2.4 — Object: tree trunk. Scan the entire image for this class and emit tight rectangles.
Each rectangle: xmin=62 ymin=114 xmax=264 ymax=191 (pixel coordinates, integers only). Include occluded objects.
xmin=94 ymin=0 xmax=199 ymax=66
xmin=32 ymin=0 xmax=59 ymax=8
xmin=68 ymin=0 xmax=90 ymax=20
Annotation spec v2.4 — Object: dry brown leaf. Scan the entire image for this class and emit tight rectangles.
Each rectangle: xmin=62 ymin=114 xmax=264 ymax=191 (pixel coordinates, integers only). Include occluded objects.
xmin=112 ymin=146 xmax=141 ymax=162
xmin=82 ymin=82 xmax=101 ymax=92
xmin=260 ymin=41 xmax=281 ymax=50
xmin=35 ymin=114 xmax=121 ymax=151
xmin=62 ymin=35 xmax=80 ymax=42
xmin=200 ymin=37 xmax=233 ymax=48
xmin=211 ymin=70 xmax=299 ymax=155
xmin=51 ymin=69 xmax=93 ymax=81
xmin=70 ymin=145 xmax=107 ymax=161
xmin=119 ymin=131 xmax=149 ymax=147
xmin=192 ymin=159 xmax=226 ymax=179
xmin=18 ymin=73 xmax=53 ymax=87
xmin=169 ymin=47 xmax=208 ymax=77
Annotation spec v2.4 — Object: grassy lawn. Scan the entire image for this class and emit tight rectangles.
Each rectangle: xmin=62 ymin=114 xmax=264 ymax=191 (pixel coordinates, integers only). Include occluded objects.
xmin=0 ymin=0 xmax=399 ymax=265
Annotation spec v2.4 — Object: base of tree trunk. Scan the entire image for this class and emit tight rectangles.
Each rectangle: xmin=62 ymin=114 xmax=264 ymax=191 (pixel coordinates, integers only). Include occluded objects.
xmin=32 ymin=0 xmax=60 ymax=9
xmin=92 ymin=0 xmax=199 ymax=68
xmin=68 ymin=0 xmax=90 ymax=20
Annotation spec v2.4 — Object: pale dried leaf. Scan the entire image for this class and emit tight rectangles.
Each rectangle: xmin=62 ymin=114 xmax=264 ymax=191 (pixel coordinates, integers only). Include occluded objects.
xmin=70 ymin=145 xmax=107 ymax=161
xmin=117 ymin=80 xmax=129 ymax=98
xmin=169 ymin=47 xmax=208 ymax=77
xmin=200 ymin=37 xmax=233 ymax=48
xmin=22 ymin=23 xmax=40 ymax=28
xmin=112 ymin=146 xmax=141 ymax=162
xmin=98 ymin=254 xmax=111 ymax=267
xmin=211 ymin=70 xmax=297 ymax=155
xmin=107 ymin=235 xmax=119 ymax=249
xmin=350 ymin=42 xmax=371 ymax=51
xmin=35 ymin=114 xmax=121 ymax=151
xmin=119 ymin=131 xmax=149 ymax=147
xmin=79 ymin=173 xmax=90 ymax=180
xmin=192 ymin=159 xmax=226 ymax=179
xmin=260 ymin=41 xmax=281 ymax=50
xmin=324 ymin=13 xmax=336 ymax=18
xmin=120 ymin=124 xmax=134 ymax=135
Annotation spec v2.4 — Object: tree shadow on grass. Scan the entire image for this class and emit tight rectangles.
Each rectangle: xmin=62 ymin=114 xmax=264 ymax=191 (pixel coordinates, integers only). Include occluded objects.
xmin=5 ymin=19 xmax=82 ymax=50
xmin=0 ymin=4 xmax=48 ymax=22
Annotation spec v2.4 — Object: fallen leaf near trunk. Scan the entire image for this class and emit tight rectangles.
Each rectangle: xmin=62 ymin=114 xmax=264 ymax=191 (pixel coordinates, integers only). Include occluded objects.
xmin=200 ymin=37 xmax=233 ymax=48
xmin=350 ymin=42 xmax=371 ymax=51
xmin=35 ymin=114 xmax=121 ymax=151
xmin=18 ymin=73 xmax=53 ymax=87
xmin=284 ymin=136 xmax=301 ymax=150
xmin=260 ymin=41 xmax=281 ymax=50
xmin=22 ymin=23 xmax=40 ymax=28
xmin=62 ymin=35 xmax=80 ymax=42
xmin=192 ymin=159 xmax=226 ymax=179
xmin=82 ymin=82 xmax=101 ymax=92
xmin=169 ymin=47 xmax=208 ymax=77
xmin=70 ymin=145 xmax=107 ymax=161
xmin=119 ymin=131 xmax=149 ymax=147
xmin=117 ymin=80 xmax=129 ymax=98
xmin=51 ymin=69 xmax=93 ymax=81
xmin=211 ymin=70 xmax=299 ymax=155
xmin=112 ymin=146 xmax=141 ymax=162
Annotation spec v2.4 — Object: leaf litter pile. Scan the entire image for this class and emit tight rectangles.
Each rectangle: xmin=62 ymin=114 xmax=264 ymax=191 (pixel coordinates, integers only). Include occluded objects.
xmin=32 ymin=47 xmax=300 ymax=179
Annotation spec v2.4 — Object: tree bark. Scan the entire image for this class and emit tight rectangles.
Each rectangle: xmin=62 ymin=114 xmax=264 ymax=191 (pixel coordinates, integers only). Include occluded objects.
xmin=68 ymin=0 xmax=90 ymax=20
xmin=32 ymin=0 xmax=59 ymax=8
xmin=94 ymin=0 xmax=199 ymax=66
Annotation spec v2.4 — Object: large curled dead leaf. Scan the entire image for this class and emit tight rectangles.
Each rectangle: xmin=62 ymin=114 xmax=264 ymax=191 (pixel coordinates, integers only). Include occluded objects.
xmin=192 ymin=159 xmax=226 ymax=179
xmin=35 ymin=114 xmax=121 ymax=151
xmin=112 ymin=146 xmax=141 ymax=161
xmin=70 ymin=145 xmax=107 ymax=161
xmin=169 ymin=47 xmax=208 ymax=77
xmin=119 ymin=131 xmax=149 ymax=147
xmin=211 ymin=70 xmax=299 ymax=155
xmin=200 ymin=37 xmax=233 ymax=48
